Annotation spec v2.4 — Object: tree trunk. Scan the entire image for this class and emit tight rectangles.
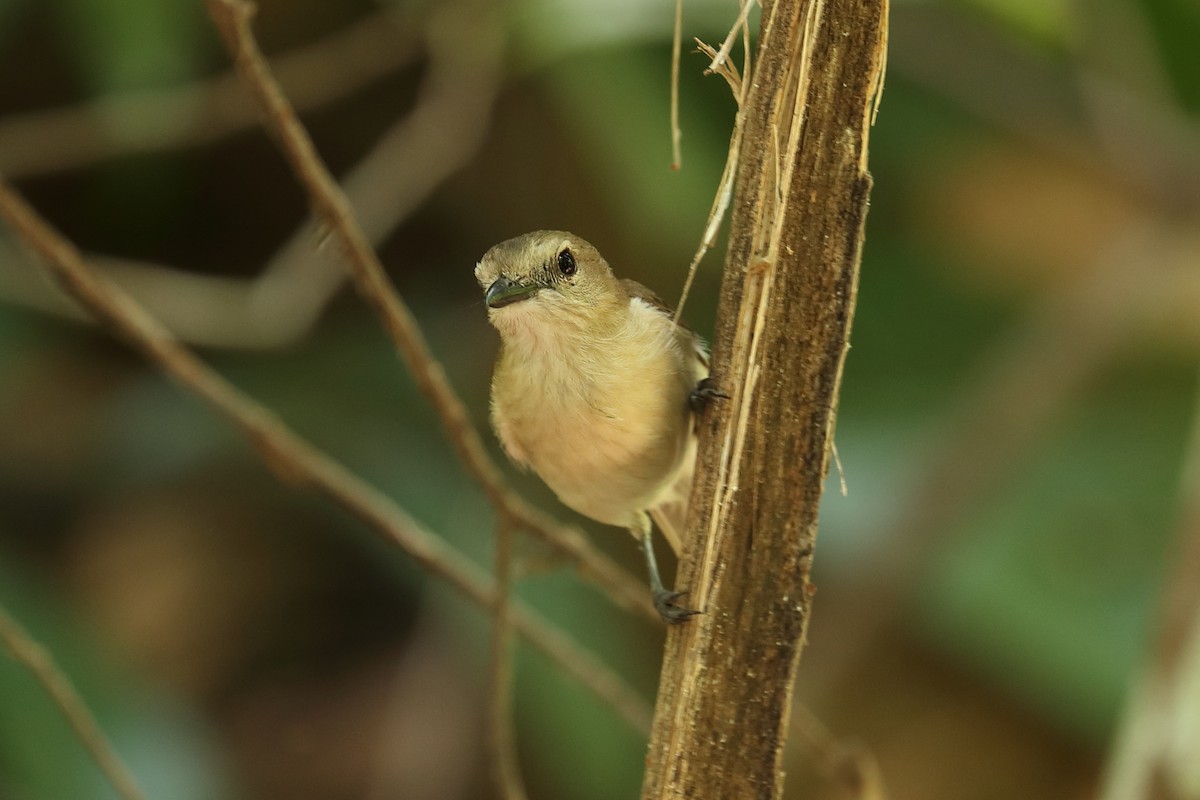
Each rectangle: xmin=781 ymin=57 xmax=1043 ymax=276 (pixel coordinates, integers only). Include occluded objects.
xmin=640 ymin=0 xmax=887 ymax=797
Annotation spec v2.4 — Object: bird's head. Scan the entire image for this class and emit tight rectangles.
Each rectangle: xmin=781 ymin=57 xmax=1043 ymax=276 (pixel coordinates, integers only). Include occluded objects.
xmin=474 ymin=231 xmax=623 ymax=338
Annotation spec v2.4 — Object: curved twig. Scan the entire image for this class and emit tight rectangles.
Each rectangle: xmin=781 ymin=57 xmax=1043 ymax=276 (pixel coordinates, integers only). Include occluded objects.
xmin=0 ymin=604 xmax=146 ymax=800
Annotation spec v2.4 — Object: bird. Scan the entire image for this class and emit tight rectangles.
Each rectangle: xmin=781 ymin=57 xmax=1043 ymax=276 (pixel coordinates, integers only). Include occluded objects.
xmin=475 ymin=230 xmax=720 ymax=622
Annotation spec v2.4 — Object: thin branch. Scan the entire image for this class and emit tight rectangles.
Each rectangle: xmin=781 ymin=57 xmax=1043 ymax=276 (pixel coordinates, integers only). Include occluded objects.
xmin=0 ymin=7 xmax=419 ymax=178
xmin=673 ymin=35 xmax=746 ymax=325
xmin=1 ymin=4 xmax=501 ymax=351
xmin=706 ymin=0 xmax=755 ymax=74
xmin=789 ymin=705 xmax=886 ymax=800
xmin=0 ymin=603 xmax=146 ymax=800
xmin=0 ymin=178 xmax=653 ymax=736
xmin=486 ymin=523 xmax=532 ymax=800
xmin=669 ymin=0 xmax=683 ymax=170
xmin=204 ymin=0 xmax=659 ymax=622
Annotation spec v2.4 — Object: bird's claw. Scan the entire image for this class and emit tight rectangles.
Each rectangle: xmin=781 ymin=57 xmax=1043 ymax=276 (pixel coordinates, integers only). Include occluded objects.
xmin=689 ymin=377 xmax=730 ymax=412
xmin=654 ymin=589 xmax=700 ymax=624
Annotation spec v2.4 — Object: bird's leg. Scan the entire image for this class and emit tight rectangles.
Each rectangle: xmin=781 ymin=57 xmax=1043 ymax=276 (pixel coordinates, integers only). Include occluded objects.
xmin=634 ymin=513 xmax=699 ymax=624
xmin=689 ymin=376 xmax=730 ymax=412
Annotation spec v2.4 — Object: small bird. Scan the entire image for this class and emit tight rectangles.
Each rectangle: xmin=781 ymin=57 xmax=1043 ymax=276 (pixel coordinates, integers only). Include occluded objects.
xmin=475 ymin=231 xmax=718 ymax=623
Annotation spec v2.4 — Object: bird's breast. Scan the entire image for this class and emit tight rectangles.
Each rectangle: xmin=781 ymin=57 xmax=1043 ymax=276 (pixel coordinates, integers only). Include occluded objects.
xmin=490 ymin=311 xmax=693 ymax=527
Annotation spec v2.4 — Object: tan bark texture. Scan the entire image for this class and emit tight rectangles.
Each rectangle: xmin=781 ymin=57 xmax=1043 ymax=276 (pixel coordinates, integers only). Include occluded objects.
xmin=641 ymin=0 xmax=888 ymax=797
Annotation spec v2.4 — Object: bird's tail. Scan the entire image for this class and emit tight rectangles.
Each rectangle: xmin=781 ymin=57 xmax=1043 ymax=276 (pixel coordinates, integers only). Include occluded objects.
xmin=650 ymin=503 xmax=686 ymax=556
xmin=650 ymin=438 xmax=698 ymax=557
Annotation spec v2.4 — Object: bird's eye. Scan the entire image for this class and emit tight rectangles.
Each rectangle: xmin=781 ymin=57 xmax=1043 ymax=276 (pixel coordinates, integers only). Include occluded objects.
xmin=557 ymin=248 xmax=577 ymax=277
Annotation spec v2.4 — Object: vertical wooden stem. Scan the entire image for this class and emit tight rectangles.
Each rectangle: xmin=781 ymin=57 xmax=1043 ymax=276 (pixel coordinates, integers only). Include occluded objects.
xmin=641 ymin=0 xmax=887 ymax=797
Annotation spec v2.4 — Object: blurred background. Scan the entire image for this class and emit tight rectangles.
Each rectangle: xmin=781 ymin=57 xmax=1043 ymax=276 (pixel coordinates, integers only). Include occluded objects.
xmin=1 ymin=0 xmax=1198 ymax=798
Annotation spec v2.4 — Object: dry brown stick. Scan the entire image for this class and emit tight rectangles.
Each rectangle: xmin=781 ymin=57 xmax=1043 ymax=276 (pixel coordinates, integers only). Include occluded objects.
xmin=486 ymin=523 xmax=532 ymax=800
xmin=204 ymin=0 xmax=658 ymax=622
xmin=0 ymin=178 xmax=652 ymax=736
xmin=0 ymin=603 xmax=146 ymax=800
xmin=641 ymin=0 xmax=888 ymax=797
xmin=673 ymin=36 xmax=746 ymax=325
xmin=669 ymin=0 xmax=683 ymax=170
xmin=0 ymin=7 xmax=419 ymax=178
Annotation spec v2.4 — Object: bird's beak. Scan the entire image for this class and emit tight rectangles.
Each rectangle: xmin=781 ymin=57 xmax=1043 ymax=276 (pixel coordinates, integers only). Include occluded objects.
xmin=485 ymin=276 xmax=540 ymax=309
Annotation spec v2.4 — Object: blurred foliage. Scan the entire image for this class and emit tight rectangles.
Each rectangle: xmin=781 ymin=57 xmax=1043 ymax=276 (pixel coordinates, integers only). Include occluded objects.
xmin=0 ymin=558 xmax=227 ymax=800
xmin=0 ymin=0 xmax=1198 ymax=799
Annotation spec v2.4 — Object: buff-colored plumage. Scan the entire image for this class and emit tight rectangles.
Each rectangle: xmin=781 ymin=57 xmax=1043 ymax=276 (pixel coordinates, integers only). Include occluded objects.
xmin=475 ymin=231 xmax=709 ymax=620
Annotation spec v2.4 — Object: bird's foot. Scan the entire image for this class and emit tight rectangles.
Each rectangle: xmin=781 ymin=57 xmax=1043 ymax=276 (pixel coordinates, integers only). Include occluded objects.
xmin=654 ymin=588 xmax=701 ymax=624
xmin=689 ymin=377 xmax=730 ymax=412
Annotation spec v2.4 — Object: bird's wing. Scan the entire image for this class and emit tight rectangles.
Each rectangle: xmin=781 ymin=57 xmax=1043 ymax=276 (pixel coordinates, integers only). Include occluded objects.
xmin=650 ymin=473 xmax=691 ymax=556
xmin=620 ymin=278 xmax=674 ymax=317
xmin=624 ymin=279 xmax=708 ymax=557
xmin=620 ymin=279 xmax=710 ymax=371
